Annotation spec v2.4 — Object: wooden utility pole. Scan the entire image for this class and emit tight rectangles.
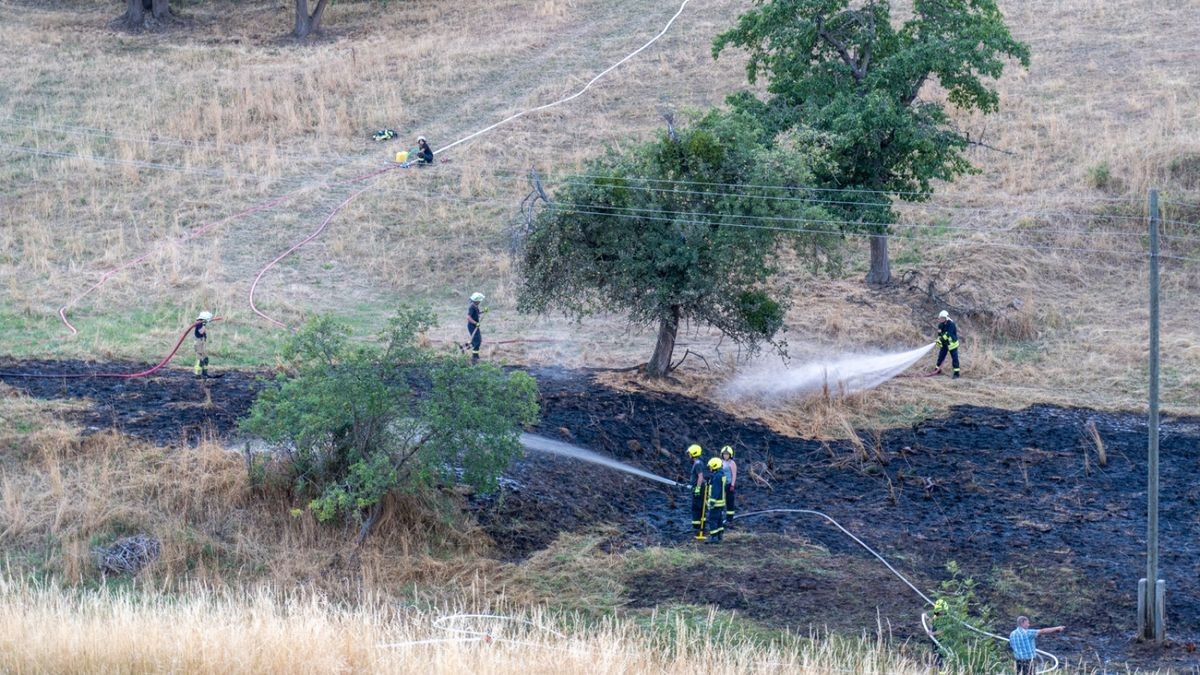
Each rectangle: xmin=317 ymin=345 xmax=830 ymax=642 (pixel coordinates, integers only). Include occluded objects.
xmin=1138 ymin=188 xmax=1165 ymax=643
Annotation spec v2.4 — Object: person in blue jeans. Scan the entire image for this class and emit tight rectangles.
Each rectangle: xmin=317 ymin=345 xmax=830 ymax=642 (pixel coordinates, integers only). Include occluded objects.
xmin=1009 ymin=616 xmax=1065 ymax=674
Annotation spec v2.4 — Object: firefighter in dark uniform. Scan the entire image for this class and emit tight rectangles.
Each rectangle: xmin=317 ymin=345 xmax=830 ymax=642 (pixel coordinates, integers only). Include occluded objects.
xmin=935 ymin=310 xmax=961 ymax=379
xmin=415 ymin=136 xmax=434 ymax=165
xmin=687 ymin=444 xmax=706 ymax=538
xmin=720 ymin=445 xmax=737 ymax=523
xmin=467 ymin=292 xmax=484 ymax=364
xmin=193 ymin=311 xmax=213 ymax=378
xmin=705 ymin=457 xmax=728 ymax=543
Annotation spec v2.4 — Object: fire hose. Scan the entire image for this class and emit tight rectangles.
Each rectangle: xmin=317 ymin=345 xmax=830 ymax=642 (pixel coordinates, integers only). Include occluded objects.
xmin=735 ymin=508 xmax=1060 ymax=673
xmin=0 ymin=318 xmax=222 ymax=380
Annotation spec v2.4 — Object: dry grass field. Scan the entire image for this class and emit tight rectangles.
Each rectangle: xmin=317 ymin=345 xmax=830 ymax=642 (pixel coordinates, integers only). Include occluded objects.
xmin=2 ymin=0 xmax=1199 ymax=669
xmin=0 ymin=581 xmax=927 ymax=674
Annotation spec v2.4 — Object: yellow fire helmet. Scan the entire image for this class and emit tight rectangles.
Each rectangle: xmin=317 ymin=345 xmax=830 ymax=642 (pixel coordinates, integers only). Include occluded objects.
xmin=708 ymin=457 xmax=723 ymax=471
xmin=395 ymin=150 xmax=409 ymax=163
xmin=687 ymin=444 xmax=702 ymax=458
xmin=720 ymin=445 xmax=733 ymax=458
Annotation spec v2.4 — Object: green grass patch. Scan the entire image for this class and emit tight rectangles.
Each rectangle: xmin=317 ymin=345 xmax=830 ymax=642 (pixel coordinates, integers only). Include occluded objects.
xmin=1003 ymin=340 xmax=1045 ymax=365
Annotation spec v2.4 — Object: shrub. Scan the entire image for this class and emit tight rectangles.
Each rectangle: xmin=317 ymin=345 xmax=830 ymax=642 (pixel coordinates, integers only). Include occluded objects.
xmin=240 ymin=306 xmax=539 ymax=544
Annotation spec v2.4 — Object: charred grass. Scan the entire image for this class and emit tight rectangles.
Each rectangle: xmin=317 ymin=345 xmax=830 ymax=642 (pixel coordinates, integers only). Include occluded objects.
xmin=0 ymin=391 xmax=933 ymax=673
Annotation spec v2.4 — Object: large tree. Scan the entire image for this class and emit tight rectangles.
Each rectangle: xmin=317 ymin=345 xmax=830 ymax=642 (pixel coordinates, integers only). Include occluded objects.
xmin=240 ymin=307 xmax=539 ymax=544
xmin=518 ymin=110 xmax=837 ymax=377
xmin=713 ymin=0 xmax=1029 ymax=284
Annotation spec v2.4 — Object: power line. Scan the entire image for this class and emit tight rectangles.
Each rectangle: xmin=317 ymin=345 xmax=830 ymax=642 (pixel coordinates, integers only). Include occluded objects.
xmin=443 ymin=170 xmax=1200 ymax=229
xmin=6 ymin=137 xmax=1199 ymax=256
xmin=531 ymin=169 xmax=1159 ymax=205
xmin=539 ymin=199 xmax=1200 ymax=246
xmin=549 ymin=206 xmax=1168 ymax=261
xmin=8 ymin=128 xmax=1197 ymax=233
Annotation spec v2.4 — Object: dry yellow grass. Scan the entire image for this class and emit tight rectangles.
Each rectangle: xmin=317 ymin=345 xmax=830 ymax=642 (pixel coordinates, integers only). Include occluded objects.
xmin=1 ymin=0 xmax=1198 ymax=419
xmin=0 ymin=398 xmax=497 ymax=590
xmin=0 ymin=580 xmax=929 ymax=674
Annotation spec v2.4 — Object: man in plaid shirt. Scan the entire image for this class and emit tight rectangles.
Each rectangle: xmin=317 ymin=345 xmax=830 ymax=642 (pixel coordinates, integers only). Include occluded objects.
xmin=1009 ymin=615 xmax=1065 ymax=674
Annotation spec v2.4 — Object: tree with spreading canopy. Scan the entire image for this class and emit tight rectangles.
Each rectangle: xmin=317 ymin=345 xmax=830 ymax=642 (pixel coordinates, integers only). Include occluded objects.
xmin=240 ymin=306 xmax=539 ymax=545
xmin=517 ymin=109 xmax=839 ymax=377
xmin=713 ymin=0 xmax=1029 ymax=284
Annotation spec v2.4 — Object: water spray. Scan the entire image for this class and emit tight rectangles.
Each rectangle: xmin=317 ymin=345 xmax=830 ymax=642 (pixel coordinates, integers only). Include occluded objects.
xmin=723 ymin=343 xmax=935 ymax=401
xmin=520 ymin=433 xmax=684 ymax=487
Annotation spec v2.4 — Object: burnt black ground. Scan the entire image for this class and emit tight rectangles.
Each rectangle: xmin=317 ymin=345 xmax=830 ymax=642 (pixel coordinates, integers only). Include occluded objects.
xmin=2 ymin=359 xmax=1198 ymax=669
xmin=0 ymin=359 xmax=261 ymax=444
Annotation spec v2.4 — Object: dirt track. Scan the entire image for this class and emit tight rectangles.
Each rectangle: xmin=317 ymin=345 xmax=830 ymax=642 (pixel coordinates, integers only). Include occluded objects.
xmin=2 ymin=359 xmax=1198 ymax=668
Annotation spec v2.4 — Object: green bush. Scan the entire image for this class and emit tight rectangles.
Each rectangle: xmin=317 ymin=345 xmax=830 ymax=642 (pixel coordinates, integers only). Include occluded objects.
xmin=240 ymin=306 xmax=539 ymax=543
xmin=928 ymin=561 xmax=1004 ymax=673
xmin=1086 ymin=161 xmax=1113 ymax=190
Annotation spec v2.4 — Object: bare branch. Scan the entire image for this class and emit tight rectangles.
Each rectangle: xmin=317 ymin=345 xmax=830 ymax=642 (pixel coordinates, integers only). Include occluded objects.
xmin=964 ymin=131 xmax=1015 ymax=156
xmin=662 ymin=111 xmax=680 ymax=143
xmin=815 ymin=15 xmax=866 ymax=82
xmin=903 ymin=74 xmax=929 ymax=107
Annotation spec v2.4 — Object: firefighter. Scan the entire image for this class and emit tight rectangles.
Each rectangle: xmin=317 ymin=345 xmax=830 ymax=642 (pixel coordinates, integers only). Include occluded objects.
xmin=720 ymin=445 xmax=737 ymax=522
xmin=415 ymin=136 xmax=434 ymax=165
xmin=687 ymin=444 xmax=706 ymax=538
xmin=193 ymin=311 xmax=213 ymax=379
xmin=935 ymin=310 xmax=961 ymax=379
xmin=706 ymin=457 xmax=728 ymax=542
xmin=467 ymin=293 xmax=484 ymax=364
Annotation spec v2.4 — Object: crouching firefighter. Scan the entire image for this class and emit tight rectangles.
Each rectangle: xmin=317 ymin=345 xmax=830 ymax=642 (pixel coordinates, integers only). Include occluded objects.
xmin=687 ymin=444 xmax=707 ymax=538
xmin=705 ymin=457 xmax=728 ymax=543
xmin=193 ymin=311 xmax=213 ymax=379
xmin=935 ymin=310 xmax=961 ymax=379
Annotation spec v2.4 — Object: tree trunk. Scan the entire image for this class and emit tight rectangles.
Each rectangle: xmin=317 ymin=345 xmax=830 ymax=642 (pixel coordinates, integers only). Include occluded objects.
xmin=646 ymin=305 xmax=681 ymax=377
xmin=151 ymin=0 xmax=169 ymax=20
xmin=125 ymin=0 xmax=144 ymax=27
xmin=294 ymin=0 xmax=311 ymax=38
xmin=866 ymin=233 xmax=892 ymax=285
xmin=294 ymin=0 xmax=331 ymax=39
xmin=355 ymin=501 xmax=383 ymax=547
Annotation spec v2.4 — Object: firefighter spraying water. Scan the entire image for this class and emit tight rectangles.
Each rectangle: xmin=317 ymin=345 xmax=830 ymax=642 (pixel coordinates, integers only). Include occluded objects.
xmin=520 ymin=433 xmax=684 ymax=487
xmin=723 ymin=343 xmax=935 ymax=401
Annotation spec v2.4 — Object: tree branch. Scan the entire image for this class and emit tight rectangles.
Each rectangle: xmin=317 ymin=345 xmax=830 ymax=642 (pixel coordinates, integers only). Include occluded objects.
xmin=859 ymin=10 xmax=876 ymax=75
xmin=964 ymin=131 xmax=1015 ymax=156
xmin=903 ymin=74 xmax=929 ymax=107
xmin=355 ymin=501 xmax=382 ymax=547
xmin=815 ymin=17 xmax=863 ymax=82
xmin=662 ymin=111 xmax=680 ymax=143
xmin=815 ymin=16 xmax=866 ymax=83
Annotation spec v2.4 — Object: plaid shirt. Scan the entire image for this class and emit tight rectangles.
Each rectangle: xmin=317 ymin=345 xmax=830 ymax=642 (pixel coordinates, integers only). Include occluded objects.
xmin=1009 ymin=627 xmax=1039 ymax=660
